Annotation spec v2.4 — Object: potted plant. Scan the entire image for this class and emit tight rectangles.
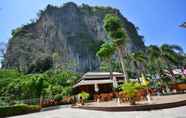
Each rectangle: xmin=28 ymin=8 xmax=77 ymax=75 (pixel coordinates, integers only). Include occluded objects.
xmin=54 ymin=94 xmax=63 ymax=105
xmin=78 ymin=92 xmax=90 ymax=105
xmin=120 ymin=82 xmax=143 ymax=105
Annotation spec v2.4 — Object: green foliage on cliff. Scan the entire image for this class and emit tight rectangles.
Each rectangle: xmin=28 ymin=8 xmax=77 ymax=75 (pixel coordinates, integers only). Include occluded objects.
xmin=28 ymin=56 xmax=53 ymax=73
xmin=11 ymin=28 xmax=21 ymax=36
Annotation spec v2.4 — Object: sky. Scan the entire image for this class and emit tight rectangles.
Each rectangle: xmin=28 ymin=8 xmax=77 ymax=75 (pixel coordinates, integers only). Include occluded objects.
xmin=0 ymin=0 xmax=186 ymax=52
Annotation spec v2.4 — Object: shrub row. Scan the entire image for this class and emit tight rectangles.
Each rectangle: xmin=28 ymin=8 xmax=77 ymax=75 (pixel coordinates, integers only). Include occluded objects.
xmin=42 ymin=96 xmax=75 ymax=107
xmin=0 ymin=104 xmax=41 ymax=117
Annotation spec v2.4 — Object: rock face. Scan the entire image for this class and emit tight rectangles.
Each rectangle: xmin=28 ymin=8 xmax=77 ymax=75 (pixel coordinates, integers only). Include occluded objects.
xmin=3 ymin=2 xmax=145 ymax=73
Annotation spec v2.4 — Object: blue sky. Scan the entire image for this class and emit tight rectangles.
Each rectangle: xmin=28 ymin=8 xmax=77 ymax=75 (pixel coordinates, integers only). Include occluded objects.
xmin=1 ymin=0 xmax=186 ymax=52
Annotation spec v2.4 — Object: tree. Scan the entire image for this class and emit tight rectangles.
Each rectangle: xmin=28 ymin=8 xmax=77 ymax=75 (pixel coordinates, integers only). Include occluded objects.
xmin=0 ymin=68 xmax=80 ymax=106
xmin=147 ymin=44 xmax=184 ymax=81
xmin=127 ymin=52 xmax=146 ymax=83
xmin=147 ymin=45 xmax=161 ymax=76
xmin=104 ymin=14 xmax=129 ymax=81
xmin=159 ymin=44 xmax=183 ymax=68
xmin=0 ymin=43 xmax=6 ymax=57
xmin=52 ymin=52 xmax=61 ymax=69
xmin=97 ymin=42 xmax=115 ymax=80
xmin=27 ymin=55 xmax=53 ymax=73
xmin=20 ymin=74 xmax=48 ymax=101
xmin=0 ymin=42 xmax=7 ymax=67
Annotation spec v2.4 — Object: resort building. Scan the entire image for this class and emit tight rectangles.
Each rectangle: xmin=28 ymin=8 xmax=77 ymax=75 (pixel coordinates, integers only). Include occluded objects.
xmin=73 ymin=72 xmax=125 ymax=99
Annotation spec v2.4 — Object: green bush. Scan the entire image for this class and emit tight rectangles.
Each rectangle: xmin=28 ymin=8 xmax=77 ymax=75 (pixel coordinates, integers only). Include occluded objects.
xmin=78 ymin=92 xmax=90 ymax=101
xmin=175 ymin=76 xmax=186 ymax=83
xmin=1 ymin=69 xmax=80 ymax=100
xmin=54 ymin=94 xmax=63 ymax=101
xmin=0 ymin=104 xmax=41 ymax=117
xmin=120 ymin=82 xmax=145 ymax=105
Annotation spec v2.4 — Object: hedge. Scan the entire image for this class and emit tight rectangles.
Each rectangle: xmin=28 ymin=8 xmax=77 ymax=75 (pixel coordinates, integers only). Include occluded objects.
xmin=0 ymin=104 xmax=41 ymax=117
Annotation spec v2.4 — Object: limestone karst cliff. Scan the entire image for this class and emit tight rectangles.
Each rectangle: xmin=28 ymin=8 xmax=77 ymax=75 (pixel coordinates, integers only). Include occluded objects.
xmin=3 ymin=2 xmax=145 ymax=73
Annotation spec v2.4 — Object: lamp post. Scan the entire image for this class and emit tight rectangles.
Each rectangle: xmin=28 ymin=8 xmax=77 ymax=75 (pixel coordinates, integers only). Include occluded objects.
xmin=112 ymin=76 xmax=118 ymax=89
xmin=94 ymin=83 xmax=99 ymax=93
xmin=112 ymin=76 xmax=119 ymax=103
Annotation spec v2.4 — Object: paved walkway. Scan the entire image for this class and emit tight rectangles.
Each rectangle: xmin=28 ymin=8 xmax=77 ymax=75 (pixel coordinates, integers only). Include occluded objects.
xmin=10 ymin=94 xmax=186 ymax=118
xmin=10 ymin=106 xmax=186 ymax=118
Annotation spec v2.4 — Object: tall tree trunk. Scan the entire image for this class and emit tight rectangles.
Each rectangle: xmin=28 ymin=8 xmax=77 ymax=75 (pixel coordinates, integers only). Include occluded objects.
xmin=117 ymin=47 xmax=128 ymax=82
xmin=40 ymin=95 xmax=43 ymax=107
xmin=109 ymin=59 xmax=113 ymax=80
xmin=135 ymin=62 xmax=141 ymax=84
xmin=109 ymin=58 xmax=116 ymax=97
xmin=137 ymin=71 xmax=141 ymax=84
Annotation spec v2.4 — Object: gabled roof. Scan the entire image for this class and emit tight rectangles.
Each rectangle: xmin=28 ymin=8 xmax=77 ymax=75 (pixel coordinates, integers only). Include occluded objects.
xmin=73 ymin=72 xmax=124 ymax=88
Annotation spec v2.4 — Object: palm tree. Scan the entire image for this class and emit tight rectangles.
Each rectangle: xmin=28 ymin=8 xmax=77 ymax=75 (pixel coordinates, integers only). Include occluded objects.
xmin=147 ymin=45 xmax=161 ymax=76
xmin=147 ymin=44 xmax=183 ymax=80
xmin=104 ymin=14 xmax=129 ymax=82
xmin=160 ymin=44 xmax=184 ymax=81
xmin=96 ymin=42 xmax=115 ymax=80
xmin=128 ymin=52 xmax=146 ymax=83
xmin=159 ymin=44 xmax=183 ymax=68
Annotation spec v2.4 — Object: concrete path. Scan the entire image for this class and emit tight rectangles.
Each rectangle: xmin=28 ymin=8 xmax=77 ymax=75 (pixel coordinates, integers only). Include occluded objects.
xmin=10 ymin=106 xmax=186 ymax=118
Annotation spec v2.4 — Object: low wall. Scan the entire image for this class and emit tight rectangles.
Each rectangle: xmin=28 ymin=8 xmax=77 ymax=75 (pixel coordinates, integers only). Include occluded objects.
xmin=72 ymin=100 xmax=186 ymax=112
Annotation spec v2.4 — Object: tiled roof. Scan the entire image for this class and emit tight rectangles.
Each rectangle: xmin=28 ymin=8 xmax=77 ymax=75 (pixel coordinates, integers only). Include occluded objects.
xmin=73 ymin=72 xmax=125 ymax=88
